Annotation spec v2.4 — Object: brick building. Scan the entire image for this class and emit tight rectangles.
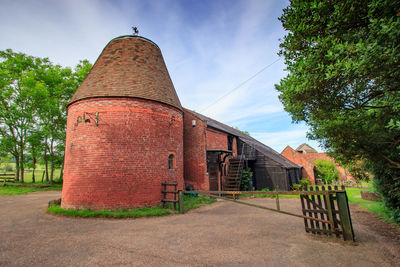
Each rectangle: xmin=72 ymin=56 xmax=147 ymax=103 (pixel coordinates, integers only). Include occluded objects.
xmin=184 ymin=109 xmax=301 ymax=192
xmin=281 ymin=144 xmax=352 ymax=184
xmin=62 ymin=35 xmax=301 ymax=210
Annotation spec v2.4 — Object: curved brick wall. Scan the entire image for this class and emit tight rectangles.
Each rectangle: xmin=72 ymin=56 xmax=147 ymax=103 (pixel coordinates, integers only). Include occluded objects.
xmin=62 ymin=98 xmax=183 ymax=210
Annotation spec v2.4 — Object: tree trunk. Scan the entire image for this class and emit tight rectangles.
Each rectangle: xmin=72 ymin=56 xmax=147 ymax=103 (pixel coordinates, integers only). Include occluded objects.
xmin=44 ymin=146 xmax=49 ymax=182
xmin=32 ymin=157 xmax=36 ymax=183
xmin=50 ymin=139 xmax=54 ymax=183
xmin=15 ymin=156 xmax=20 ymax=182
xmin=20 ymin=142 xmax=24 ymax=183
xmin=59 ymin=160 xmax=64 ymax=181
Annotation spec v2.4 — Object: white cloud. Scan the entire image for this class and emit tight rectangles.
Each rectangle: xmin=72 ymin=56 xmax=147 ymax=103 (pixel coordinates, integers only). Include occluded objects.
xmin=251 ymin=129 xmax=323 ymax=153
xmin=0 ymin=0 xmax=311 ymax=152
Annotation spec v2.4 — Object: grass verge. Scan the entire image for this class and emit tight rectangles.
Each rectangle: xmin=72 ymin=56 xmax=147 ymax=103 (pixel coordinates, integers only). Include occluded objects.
xmin=345 ymin=187 xmax=393 ymax=222
xmin=163 ymin=195 xmax=216 ymax=212
xmin=182 ymin=195 xmax=216 ymax=211
xmin=0 ymin=184 xmax=62 ymax=195
xmin=47 ymin=205 xmax=171 ymax=218
xmin=47 ymin=195 xmax=216 ymax=218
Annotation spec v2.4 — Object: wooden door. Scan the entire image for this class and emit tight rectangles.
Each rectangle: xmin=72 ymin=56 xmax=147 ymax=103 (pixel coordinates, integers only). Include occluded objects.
xmin=207 ymin=153 xmax=219 ymax=191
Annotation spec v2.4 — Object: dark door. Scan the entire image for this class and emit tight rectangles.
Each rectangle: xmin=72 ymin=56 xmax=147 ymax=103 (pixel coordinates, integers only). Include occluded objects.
xmin=207 ymin=153 xmax=219 ymax=191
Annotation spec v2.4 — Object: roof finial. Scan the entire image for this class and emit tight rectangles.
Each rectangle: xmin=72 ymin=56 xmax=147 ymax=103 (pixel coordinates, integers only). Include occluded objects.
xmin=132 ymin=27 xmax=139 ymax=36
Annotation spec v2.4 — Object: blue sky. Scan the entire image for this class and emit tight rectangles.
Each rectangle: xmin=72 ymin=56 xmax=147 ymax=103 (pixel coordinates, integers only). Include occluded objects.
xmin=0 ymin=0 xmax=321 ymax=152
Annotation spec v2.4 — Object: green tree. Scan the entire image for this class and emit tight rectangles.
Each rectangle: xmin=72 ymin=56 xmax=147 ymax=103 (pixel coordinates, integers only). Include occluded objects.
xmin=0 ymin=49 xmax=92 ymax=183
xmin=276 ymin=0 xmax=400 ymax=221
xmin=313 ymin=159 xmax=339 ymax=184
xmin=0 ymin=49 xmax=47 ymax=182
xmin=0 ymin=154 xmax=13 ymax=173
xmin=35 ymin=59 xmax=92 ymax=182
xmin=26 ymin=130 xmax=42 ymax=183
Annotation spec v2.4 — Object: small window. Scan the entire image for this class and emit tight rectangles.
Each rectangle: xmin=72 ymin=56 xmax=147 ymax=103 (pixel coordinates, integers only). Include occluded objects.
xmin=227 ymin=135 xmax=233 ymax=151
xmin=168 ymin=154 xmax=175 ymax=169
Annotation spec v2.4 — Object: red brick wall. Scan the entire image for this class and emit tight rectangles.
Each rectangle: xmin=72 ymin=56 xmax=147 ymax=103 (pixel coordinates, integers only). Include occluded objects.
xmin=62 ymin=98 xmax=184 ymax=210
xmin=183 ymin=110 xmax=208 ymax=191
xmin=182 ymin=110 xmax=240 ymax=191
xmin=206 ymin=128 xmax=228 ymax=150
xmin=281 ymin=146 xmax=352 ymax=184
xmin=205 ymin=128 xmax=238 ymax=156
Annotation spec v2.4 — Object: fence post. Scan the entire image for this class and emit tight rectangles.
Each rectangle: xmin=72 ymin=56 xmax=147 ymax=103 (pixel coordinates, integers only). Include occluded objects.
xmin=325 ymin=192 xmax=335 ymax=236
xmin=178 ymin=190 xmax=184 ymax=214
xmin=275 ymin=192 xmax=280 ymax=211
xmin=336 ymin=192 xmax=355 ymax=241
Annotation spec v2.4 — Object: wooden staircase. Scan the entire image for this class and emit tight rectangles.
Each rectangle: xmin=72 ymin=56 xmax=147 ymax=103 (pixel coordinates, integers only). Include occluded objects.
xmin=223 ymin=156 xmax=244 ymax=191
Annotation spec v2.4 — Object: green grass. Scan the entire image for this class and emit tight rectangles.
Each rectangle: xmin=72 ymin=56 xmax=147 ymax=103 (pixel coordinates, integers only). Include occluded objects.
xmin=0 ymin=163 xmax=61 ymax=183
xmin=0 ymin=184 xmax=62 ymax=195
xmin=22 ymin=169 xmax=61 ymax=183
xmin=164 ymin=195 xmax=217 ymax=212
xmin=182 ymin=195 xmax=216 ymax=211
xmin=47 ymin=195 xmax=216 ymax=218
xmin=48 ymin=205 xmax=171 ymax=218
xmin=345 ymin=187 xmax=391 ymax=221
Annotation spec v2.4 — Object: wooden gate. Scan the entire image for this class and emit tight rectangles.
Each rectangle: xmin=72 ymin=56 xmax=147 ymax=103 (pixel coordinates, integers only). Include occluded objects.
xmin=299 ymin=185 xmax=354 ymax=241
xmin=180 ymin=186 xmax=355 ymax=242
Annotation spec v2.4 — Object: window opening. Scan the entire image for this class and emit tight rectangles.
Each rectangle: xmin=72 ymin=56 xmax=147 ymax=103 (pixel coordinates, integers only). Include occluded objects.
xmin=227 ymin=135 xmax=233 ymax=151
xmin=168 ymin=154 xmax=174 ymax=169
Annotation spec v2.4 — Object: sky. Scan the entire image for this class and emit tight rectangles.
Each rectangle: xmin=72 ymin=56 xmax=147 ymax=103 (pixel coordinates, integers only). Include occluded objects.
xmin=0 ymin=0 xmax=322 ymax=153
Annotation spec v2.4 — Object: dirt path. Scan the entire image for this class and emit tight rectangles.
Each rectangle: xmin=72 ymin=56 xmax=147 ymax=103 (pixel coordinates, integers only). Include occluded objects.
xmin=0 ymin=192 xmax=399 ymax=266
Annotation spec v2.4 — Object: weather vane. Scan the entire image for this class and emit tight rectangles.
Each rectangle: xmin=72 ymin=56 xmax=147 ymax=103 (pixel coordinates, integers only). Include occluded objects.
xmin=132 ymin=27 xmax=139 ymax=36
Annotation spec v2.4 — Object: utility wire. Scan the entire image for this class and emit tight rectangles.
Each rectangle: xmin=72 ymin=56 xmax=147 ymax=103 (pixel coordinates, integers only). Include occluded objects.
xmin=199 ymin=57 xmax=282 ymax=113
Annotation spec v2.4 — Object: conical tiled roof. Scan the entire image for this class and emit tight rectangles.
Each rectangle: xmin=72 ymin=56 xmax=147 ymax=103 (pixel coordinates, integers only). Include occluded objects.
xmin=69 ymin=35 xmax=182 ymax=110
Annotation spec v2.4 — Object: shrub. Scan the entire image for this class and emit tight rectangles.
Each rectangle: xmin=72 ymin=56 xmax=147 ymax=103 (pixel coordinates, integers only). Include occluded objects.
xmin=371 ymin=161 xmax=400 ymax=223
xmin=346 ymin=163 xmax=371 ymax=182
xmin=314 ymin=159 xmax=339 ymax=184
xmin=240 ymin=168 xmax=253 ymax=191
xmin=292 ymin=178 xmax=311 ymax=190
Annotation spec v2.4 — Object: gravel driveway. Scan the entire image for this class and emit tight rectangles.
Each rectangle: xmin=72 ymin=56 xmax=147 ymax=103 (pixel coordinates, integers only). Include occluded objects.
xmin=0 ymin=191 xmax=399 ymax=266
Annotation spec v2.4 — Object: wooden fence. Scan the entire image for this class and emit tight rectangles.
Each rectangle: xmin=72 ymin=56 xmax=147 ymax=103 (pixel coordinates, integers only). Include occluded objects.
xmin=161 ymin=181 xmax=184 ymax=213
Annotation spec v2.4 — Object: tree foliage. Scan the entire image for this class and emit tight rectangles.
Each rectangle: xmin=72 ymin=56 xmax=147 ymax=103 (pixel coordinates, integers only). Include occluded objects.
xmin=313 ymin=159 xmax=339 ymax=184
xmin=0 ymin=49 xmax=91 ymax=182
xmin=276 ymin=0 xmax=400 ymax=221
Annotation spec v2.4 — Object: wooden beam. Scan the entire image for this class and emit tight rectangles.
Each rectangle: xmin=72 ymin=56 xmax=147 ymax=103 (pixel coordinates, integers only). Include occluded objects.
xmin=205 ymin=194 xmax=332 ymax=224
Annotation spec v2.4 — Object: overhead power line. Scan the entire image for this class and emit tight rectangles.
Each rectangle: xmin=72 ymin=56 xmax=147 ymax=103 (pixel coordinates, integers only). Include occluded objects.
xmin=199 ymin=57 xmax=282 ymax=113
